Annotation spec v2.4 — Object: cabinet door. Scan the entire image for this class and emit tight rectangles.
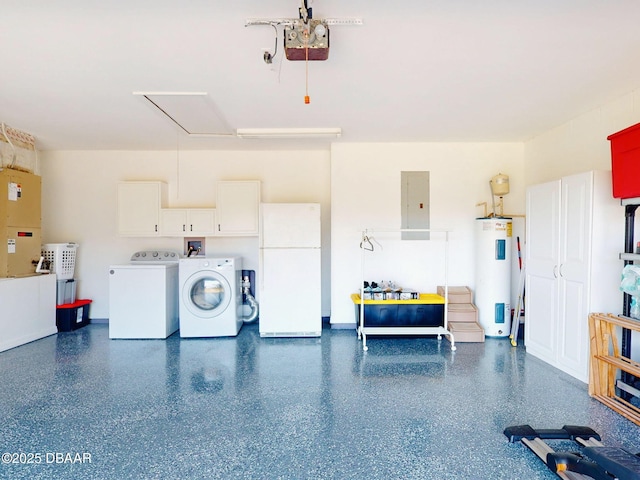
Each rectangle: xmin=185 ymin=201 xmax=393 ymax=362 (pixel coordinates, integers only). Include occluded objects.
xmin=557 ymin=172 xmax=593 ymax=382
xmin=187 ymin=209 xmax=216 ymax=236
xmin=117 ymin=182 xmax=166 ymax=236
xmin=216 ymin=181 xmax=260 ymax=236
xmin=525 ymin=180 xmax=561 ymax=364
xmin=160 ymin=209 xmax=188 ymax=236
xmin=159 ymin=209 xmax=216 ymax=237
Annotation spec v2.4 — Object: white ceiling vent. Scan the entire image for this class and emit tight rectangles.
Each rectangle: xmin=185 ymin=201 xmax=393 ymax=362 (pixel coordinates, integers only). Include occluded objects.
xmin=134 ymin=92 xmax=233 ymax=137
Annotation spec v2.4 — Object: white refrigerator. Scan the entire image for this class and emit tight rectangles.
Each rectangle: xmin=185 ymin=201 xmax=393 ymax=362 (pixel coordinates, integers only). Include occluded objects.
xmin=259 ymin=203 xmax=321 ymax=337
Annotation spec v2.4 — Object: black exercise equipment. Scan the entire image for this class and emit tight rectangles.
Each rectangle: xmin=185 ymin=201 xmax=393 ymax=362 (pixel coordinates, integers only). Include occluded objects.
xmin=504 ymin=425 xmax=601 ymax=443
xmin=504 ymin=425 xmax=640 ymax=480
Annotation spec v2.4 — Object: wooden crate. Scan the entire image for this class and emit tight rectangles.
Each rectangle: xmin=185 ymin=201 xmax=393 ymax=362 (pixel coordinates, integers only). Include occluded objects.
xmin=589 ymin=312 xmax=640 ymax=426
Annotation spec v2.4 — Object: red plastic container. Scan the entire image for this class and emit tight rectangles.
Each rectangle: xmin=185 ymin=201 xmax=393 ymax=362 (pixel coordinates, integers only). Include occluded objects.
xmin=56 ymin=299 xmax=92 ymax=332
xmin=607 ymin=122 xmax=640 ymax=199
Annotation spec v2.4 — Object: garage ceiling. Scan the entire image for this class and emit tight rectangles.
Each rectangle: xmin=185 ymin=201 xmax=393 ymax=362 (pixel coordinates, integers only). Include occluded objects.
xmin=2 ymin=0 xmax=640 ymax=150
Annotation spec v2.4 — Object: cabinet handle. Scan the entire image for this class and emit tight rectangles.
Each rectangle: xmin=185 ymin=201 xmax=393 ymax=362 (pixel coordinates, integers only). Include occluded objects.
xmin=183 ymin=225 xmax=186 ymax=232
xmin=559 ymin=264 xmax=564 ymax=277
xmin=553 ymin=265 xmax=558 ymax=278
xmin=190 ymin=224 xmax=193 ymax=231
xmin=218 ymin=224 xmax=220 ymax=232
xmin=155 ymin=225 xmax=158 ymax=232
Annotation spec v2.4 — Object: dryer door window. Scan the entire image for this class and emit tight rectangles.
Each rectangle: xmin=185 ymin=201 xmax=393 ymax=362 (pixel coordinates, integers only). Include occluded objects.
xmin=182 ymin=271 xmax=233 ymax=319
xmin=190 ymin=277 xmax=226 ymax=311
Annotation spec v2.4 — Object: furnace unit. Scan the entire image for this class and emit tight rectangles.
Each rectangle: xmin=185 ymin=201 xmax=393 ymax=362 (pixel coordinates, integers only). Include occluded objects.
xmin=0 ymin=169 xmax=41 ymax=277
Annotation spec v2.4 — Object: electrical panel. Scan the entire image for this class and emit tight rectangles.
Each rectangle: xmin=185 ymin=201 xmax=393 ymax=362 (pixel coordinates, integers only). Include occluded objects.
xmin=401 ymin=171 xmax=430 ymax=240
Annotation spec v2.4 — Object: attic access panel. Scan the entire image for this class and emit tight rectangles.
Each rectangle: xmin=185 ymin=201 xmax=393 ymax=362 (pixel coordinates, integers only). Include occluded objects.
xmin=135 ymin=92 xmax=232 ymax=136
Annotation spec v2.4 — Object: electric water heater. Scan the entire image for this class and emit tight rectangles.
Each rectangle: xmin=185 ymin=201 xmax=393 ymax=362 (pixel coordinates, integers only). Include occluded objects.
xmin=475 ymin=217 xmax=512 ymax=337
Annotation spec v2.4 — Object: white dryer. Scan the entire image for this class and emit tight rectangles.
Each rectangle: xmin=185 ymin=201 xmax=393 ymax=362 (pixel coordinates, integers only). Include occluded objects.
xmin=109 ymin=250 xmax=180 ymax=339
xmin=179 ymin=257 xmax=243 ymax=337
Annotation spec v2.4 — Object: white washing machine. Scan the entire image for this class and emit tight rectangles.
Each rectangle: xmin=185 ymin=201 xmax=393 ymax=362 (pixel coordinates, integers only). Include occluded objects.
xmin=109 ymin=250 xmax=180 ymax=339
xmin=179 ymin=257 xmax=243 ymax=338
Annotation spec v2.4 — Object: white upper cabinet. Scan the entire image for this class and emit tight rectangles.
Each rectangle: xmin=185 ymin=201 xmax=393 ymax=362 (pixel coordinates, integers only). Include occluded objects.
xmin=117 ymin=182 xmax=167 ymax=236
xmin=216 ymin=181 xmax=261 ymax=236
xmin=160 ymin=209 xmax=216 ymax=237
xmin=187 ymin=209 xmax=216 ymax=236
xmin=118 ymin=180 xmax=259 ymax=237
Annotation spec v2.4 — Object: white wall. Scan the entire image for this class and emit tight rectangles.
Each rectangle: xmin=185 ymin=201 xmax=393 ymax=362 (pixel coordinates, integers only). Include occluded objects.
xmin=330 ymin=142 xmax=525 ymax=326
xmin=39 ymin=149 xmax=331 ymax=319
xmin=524 ymin=88 xmax=640 ymax=185
xmin=41 ymin=87 xmax=640 ymax=331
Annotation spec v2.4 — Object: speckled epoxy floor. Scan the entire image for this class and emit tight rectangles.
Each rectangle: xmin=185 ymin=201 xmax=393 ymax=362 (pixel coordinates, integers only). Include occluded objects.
xmin=0 ymin=323 xmax=638 ymax=479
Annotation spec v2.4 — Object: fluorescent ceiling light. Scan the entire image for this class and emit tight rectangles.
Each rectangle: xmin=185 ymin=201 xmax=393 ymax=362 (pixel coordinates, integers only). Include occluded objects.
xmin=236 ymin=127 xmax=342 ymax=139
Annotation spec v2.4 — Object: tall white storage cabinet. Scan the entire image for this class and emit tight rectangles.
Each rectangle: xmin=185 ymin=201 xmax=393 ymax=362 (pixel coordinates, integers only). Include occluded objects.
xmin=525 ymin=171 xmax=623 ymax=383
xmin=259 ymin=203 xmax=321 ymax=337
